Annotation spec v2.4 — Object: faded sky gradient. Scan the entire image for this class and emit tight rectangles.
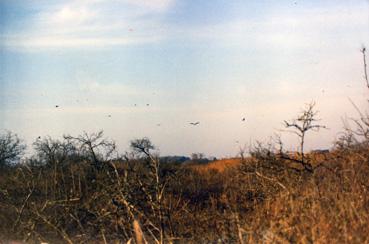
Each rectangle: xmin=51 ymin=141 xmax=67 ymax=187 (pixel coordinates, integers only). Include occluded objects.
xmin=1 ymin=0 xmax=369 ymax=157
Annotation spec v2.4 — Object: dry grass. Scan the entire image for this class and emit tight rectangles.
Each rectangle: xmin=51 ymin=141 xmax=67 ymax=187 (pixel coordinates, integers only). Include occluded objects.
xmin=188 ymin=151 xmax=331 ymax=173
xmin=183 ymin=148 xmax=369 ymax=243
xmin=189 ymin=158 xmax=242 ymax=173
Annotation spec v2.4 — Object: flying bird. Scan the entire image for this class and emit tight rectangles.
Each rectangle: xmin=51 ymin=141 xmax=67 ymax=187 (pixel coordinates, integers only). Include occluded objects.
xmin=242 ymin=118 xmax=246 ymax=121
xmin=108 ymin=115 xmax=112 ymax=118
xmin=190 ymin=122 xmax=200 ymax=126
xmin=146 ymin=103 xmax=150 ymax=106
xmin=55 ymin=105 xmax=59 ymax=108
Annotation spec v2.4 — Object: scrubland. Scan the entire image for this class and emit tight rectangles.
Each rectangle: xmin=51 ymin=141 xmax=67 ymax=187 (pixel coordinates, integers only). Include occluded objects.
xmin=1 ymin=48 xmax=368 ymax=243
xmin=0 ymin=119 xmax=368 ymax=244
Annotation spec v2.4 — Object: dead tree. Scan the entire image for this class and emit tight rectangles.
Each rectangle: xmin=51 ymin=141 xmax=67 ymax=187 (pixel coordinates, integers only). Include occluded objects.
xmin=283 ymin=102 xmax=326 ymax=172
xmin=361 ymin=46 xmax=368 ymax=89
xmin=348 ymin=46 xmax=369 ymax=142
xmin=64 ymin=131 xmax=116 ymax=170
xmin=343 ymin=47 xmax=369 ymax=143
xmin=130 ymin=138 xmax=166 ymax=244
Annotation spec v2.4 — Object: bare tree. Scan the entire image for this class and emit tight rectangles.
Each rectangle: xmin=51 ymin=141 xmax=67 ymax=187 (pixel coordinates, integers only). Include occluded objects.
xmin=33 ymin=137 xmax=77 ymax=166
xmin=33 ymin=137 xmax=78 ymax=199
xmin=0 ymin=131 xmax=26 ymax=167
xmin=191 ymin=152 xmax=206 ymax=163
xmin=283 ymin=102 xmax=326 ymax=172
xmin=361 ymin=46 xmax=368 ymax=89
xmin=130 ymin=138 xmax=155 ymax=157
xmin=64 ymin=131 xmax=116 ymax=170
xmin=238 ymin=145 xmax=247 ymax=162
xmin=342 ymin=46 xmax=369 ymax=144
xmin=130 ymin=138 xmax=166 ymax=244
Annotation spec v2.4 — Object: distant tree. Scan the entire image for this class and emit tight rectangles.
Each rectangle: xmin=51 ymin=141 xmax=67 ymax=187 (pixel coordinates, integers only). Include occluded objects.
xmin=33 ymin=136 xmax=77 ymax=167
xmin=283 ymin=102 xmax=326 ymax=172
xmin=191 ymin=152 xmax=204 ymax=161
xmin=130 ymin=137 xmax=155 ymax=157
xmin=159 ymin=156 xmax=191 ymax=164
xmin=0 ymin=131 xmax=26 ymax=167
xmin=64 ymin=130 xmax=116 ymax=169
xmin=190 ymin=152 xmax=210 ymax=164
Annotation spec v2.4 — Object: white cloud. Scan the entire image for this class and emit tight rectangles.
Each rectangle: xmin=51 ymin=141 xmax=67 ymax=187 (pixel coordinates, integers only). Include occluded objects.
xmin=1 ymin=0 xmax=173 ymax=50
xmin=49 ymin=5 xmax=96 ymax=25
xmin=3 ymin=1 xmax=367 ymax=51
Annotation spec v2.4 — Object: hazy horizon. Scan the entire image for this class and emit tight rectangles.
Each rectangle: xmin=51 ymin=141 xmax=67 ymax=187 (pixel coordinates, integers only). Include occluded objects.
xmin=1 ymin=0 xmax=369 ymax=158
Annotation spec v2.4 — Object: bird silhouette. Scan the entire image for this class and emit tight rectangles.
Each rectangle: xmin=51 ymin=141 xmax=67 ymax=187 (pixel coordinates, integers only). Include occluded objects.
xmin=146 ymin=104 xmax=150 ymax=106
xmin=108 ymin=115 xmax=112 ymax=118
xmin=190 ymin=122 xmax=200 ymax=126
xmin=242 ymin=118 xmax=246 ymax=121
xmin=55 ymin=105 xmax=59 ymax=108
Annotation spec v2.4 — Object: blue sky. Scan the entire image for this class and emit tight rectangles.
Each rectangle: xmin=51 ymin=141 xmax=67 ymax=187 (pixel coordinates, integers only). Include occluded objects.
xmin=1 ymin=0 xmax=369 ymax=157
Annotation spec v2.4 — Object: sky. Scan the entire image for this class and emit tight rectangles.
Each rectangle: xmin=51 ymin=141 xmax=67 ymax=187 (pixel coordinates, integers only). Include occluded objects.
xmin=1 ymin=0 xmax=369 ymax=158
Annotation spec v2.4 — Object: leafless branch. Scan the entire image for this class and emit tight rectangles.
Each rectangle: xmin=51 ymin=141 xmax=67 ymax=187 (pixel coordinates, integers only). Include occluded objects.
xmin=361 ymin=46 xmax=369 ymax=89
